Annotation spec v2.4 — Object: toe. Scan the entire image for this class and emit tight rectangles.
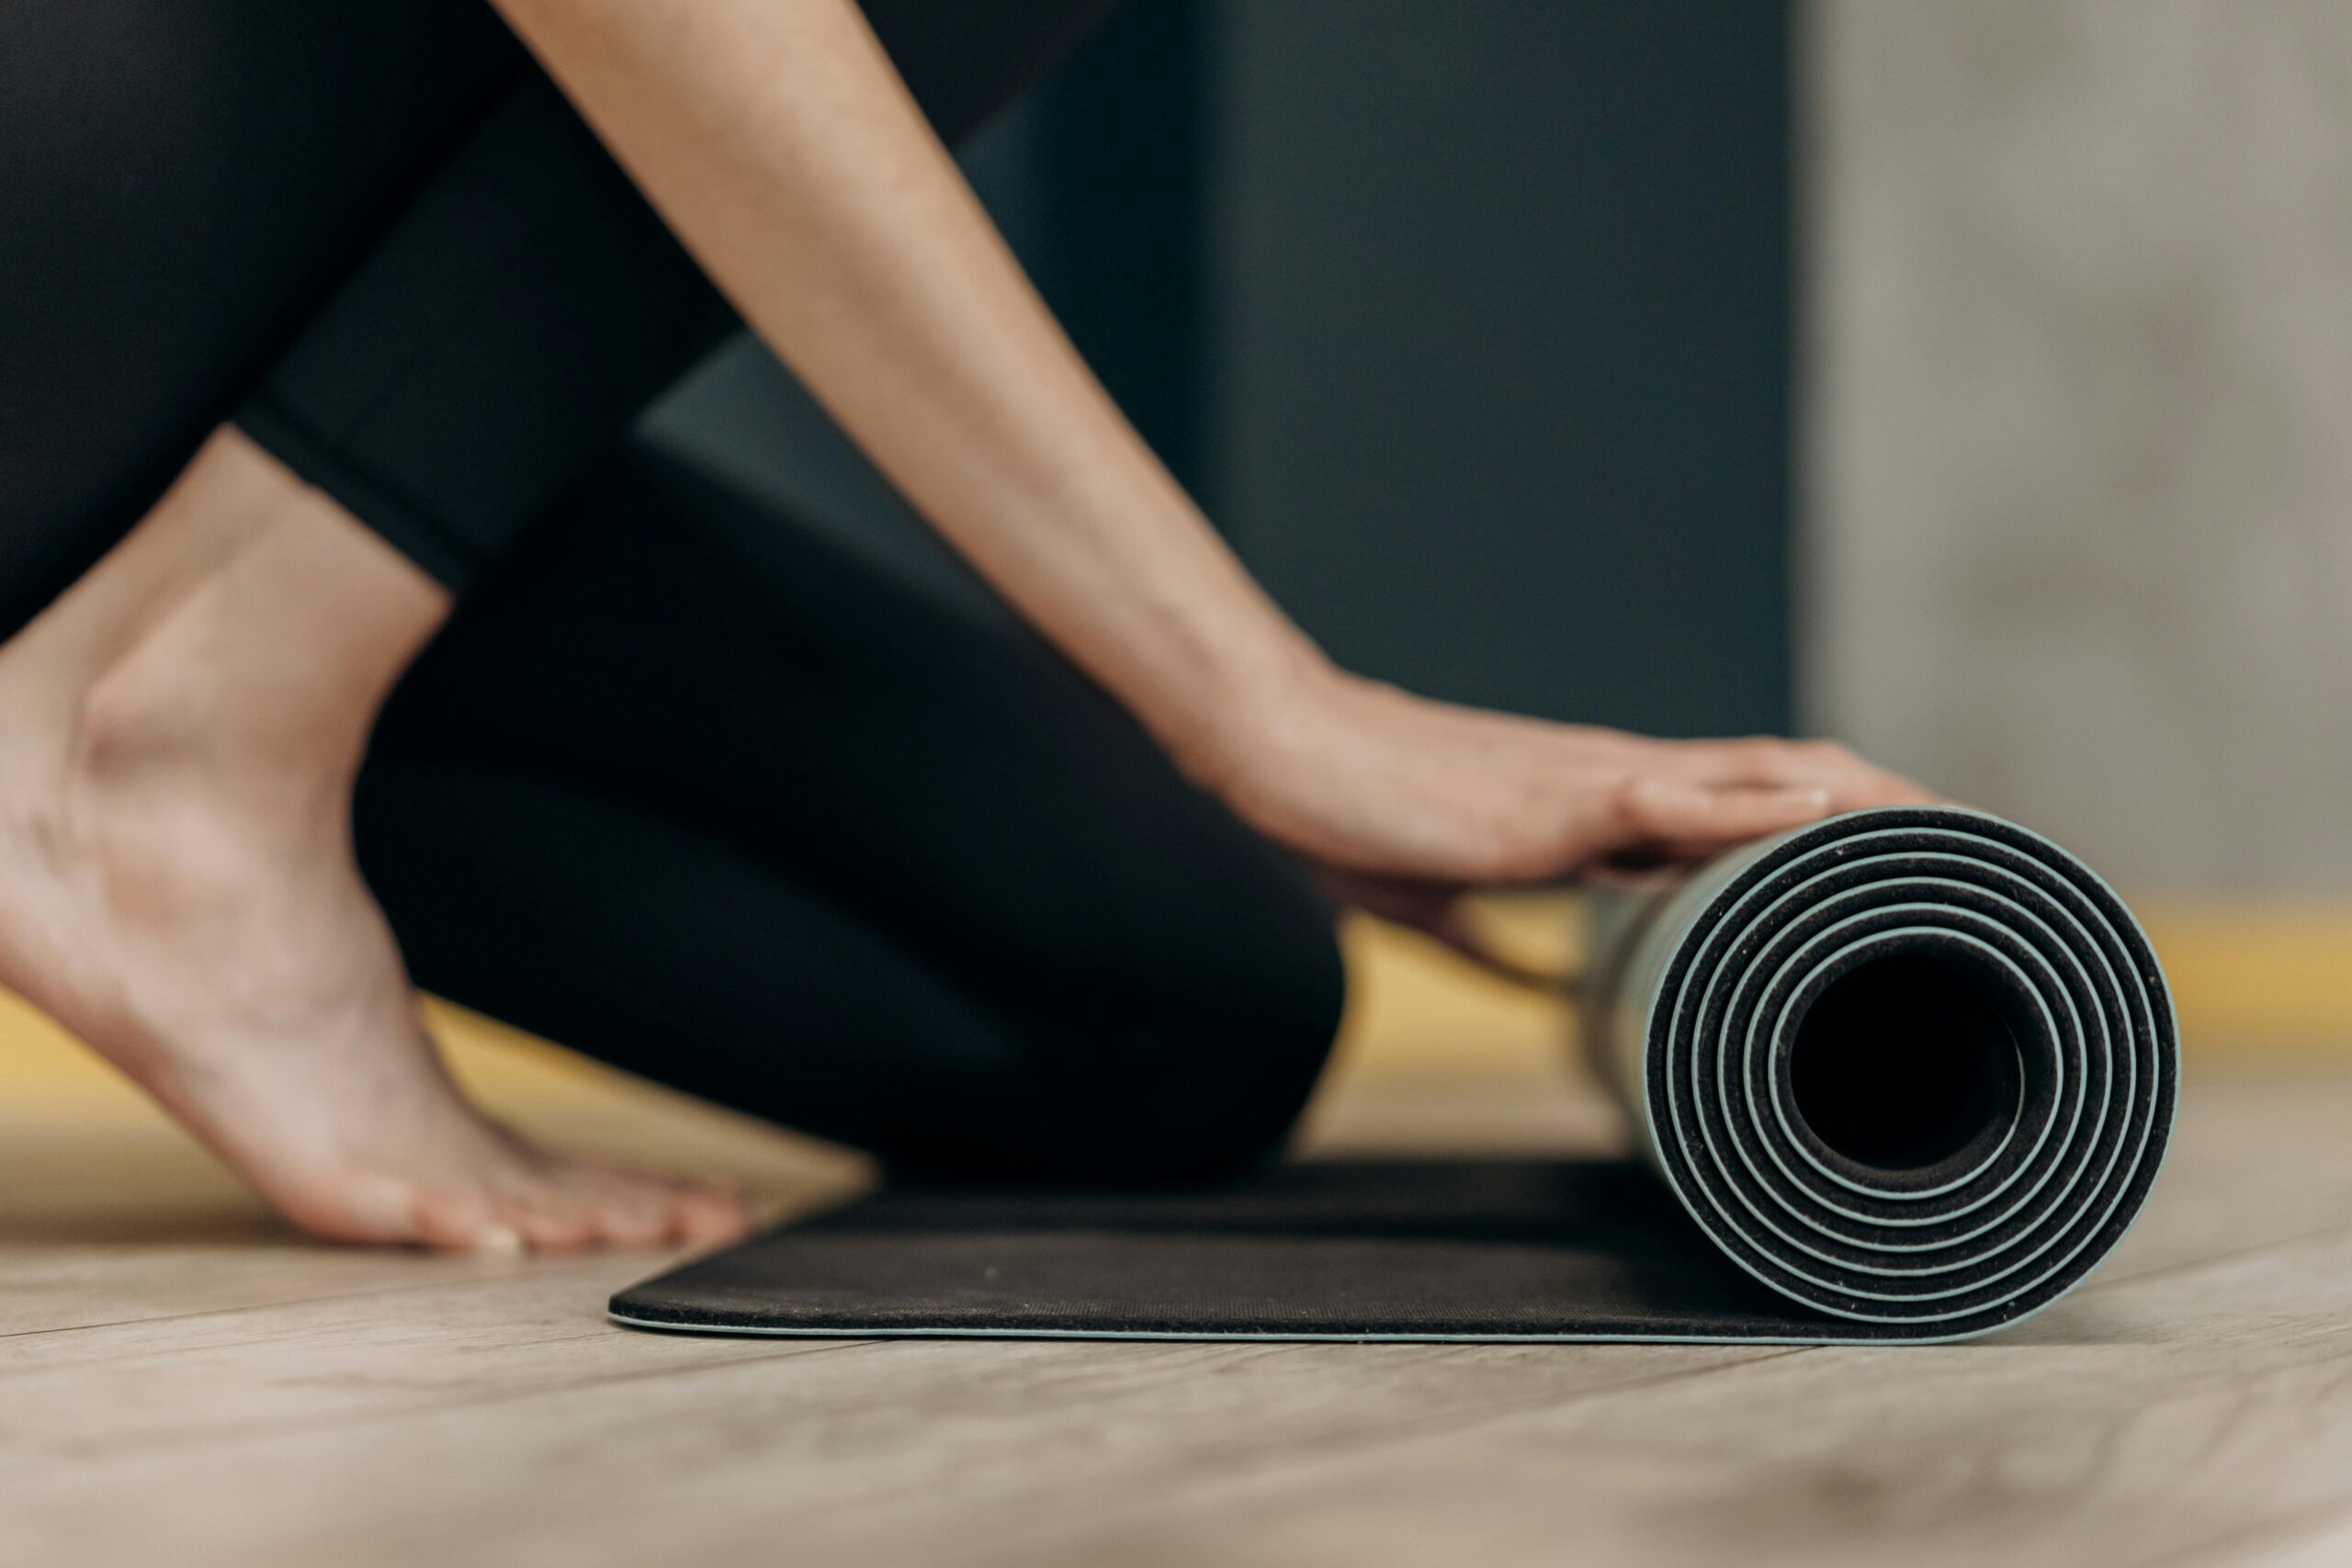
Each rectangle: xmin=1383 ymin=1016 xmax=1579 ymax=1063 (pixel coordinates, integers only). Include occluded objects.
xmin=673 ymin=1185 xmax=752 ymax=1245
xmin=506 ymin=1200 xmax=602 ymax=1253
xmin=576 ymin=1160 xmax=749 ymax=1247
xmin=588 ymin=1183 xmax=675 ymax=1248
xmin=408 ymin=1190 xmax=503 ymax=1251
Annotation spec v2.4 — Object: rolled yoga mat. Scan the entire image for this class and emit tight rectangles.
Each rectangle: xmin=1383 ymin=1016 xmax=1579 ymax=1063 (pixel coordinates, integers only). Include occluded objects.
xmin=613 ymin=807 xmax=2178 ymax=1344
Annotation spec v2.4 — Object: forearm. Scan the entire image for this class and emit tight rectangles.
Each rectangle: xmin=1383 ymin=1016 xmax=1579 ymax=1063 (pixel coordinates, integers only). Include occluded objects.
xmin=491 ymin=0 xmax=1321 ymax=773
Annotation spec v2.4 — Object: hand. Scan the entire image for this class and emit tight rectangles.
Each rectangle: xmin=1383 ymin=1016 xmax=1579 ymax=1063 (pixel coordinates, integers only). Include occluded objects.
xmin=1196 ymin=665 xmax=1937 ymax=976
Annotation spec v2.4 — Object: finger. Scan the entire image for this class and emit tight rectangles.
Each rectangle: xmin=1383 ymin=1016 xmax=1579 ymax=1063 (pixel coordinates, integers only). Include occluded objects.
xmin=1613 ymin=778 xmax=1834 ymax=846
xmin=674 ymin=1188 xmax=752 ymax=1245
xmin=1612 ymin=831 xmax=1811 ymax=868
xmin=1660 ymin=738 xmax=1937 ymax=809
xmin=592 ymin=1189 xmax=675 ymax=1249
xmin=1412 ymin=901 xmax=1574 ymax=993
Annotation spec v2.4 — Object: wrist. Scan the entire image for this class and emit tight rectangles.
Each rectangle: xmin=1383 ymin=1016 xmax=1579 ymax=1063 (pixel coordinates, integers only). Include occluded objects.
xmin=1155 ymin=619 xmax=1339 ymax=801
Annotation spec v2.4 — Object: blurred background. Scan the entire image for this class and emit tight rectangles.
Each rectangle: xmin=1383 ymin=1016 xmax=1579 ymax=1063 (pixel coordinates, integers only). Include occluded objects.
xmin=639 ymin=0 xmax=2352 ymax=1060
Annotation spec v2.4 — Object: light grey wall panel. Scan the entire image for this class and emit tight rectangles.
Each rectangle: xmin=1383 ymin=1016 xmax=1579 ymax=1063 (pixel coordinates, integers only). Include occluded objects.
xmin=1807 ymin=0 xmax=2352 ymax=891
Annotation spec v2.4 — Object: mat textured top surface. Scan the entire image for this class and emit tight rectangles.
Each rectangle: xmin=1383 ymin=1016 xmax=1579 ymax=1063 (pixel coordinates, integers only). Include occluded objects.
xmin=613 ymin=1159 xmax=1989 ymax=1344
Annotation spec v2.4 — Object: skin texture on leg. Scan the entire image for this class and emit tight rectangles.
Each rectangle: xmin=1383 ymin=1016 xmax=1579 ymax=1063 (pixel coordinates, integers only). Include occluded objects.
xmin=358 ymin=442 xmax=1343 ymax=1181
xmin=0 ymin=430 xmax=743 ymax=1248
xmin=0 ymin=0 xmax=1125 ymax=1245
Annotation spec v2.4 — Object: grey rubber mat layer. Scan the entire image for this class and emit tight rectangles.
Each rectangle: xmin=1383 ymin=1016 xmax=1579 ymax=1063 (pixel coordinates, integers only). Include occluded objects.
xmin=614 ymin=807 xmax=2178 ymax=1344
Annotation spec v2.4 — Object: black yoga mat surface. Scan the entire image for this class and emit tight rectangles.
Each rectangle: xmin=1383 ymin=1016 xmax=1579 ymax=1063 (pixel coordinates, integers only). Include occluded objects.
xmin=616 ymin=808 xmax=2179 ymax=1345
xmin=615 ymin=1160 xmax=1953 ymax=1343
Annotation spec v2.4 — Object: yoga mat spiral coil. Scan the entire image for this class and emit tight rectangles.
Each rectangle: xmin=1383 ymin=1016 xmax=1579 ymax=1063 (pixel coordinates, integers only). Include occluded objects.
xmin=1585 ymin=805 xmax=2179 ymax=1340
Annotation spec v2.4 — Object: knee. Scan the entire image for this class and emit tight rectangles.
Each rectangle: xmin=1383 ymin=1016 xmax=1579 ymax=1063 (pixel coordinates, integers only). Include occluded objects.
xmin=1022 ymin=920 xmax=1349 ymax=1184
xmin=881 ymin=911 xmax=1347 ymax=1187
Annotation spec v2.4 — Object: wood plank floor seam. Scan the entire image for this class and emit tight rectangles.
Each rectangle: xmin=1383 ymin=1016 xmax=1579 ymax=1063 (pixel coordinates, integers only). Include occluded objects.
xmin=0 ymin=1254 xmax=621 ymax=1345
xmin=926 ymin=1348 xmax=1816 ymax=1564
xmin=959 ymin=1220 xmax=2352 ymax=1565
xmin=4 ymin=1334 xmax=878 ymax=1482
xmin=2068 ymin=1215 xmax=2352 ymax=1295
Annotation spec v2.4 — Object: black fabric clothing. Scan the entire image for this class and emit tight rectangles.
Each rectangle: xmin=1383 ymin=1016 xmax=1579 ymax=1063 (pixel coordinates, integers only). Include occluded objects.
xmin=239 ymin=0 xmax=1127 ymax=594
xmin=229 ymin=67 xmax=736 ymax=592
xmin=360 ymin=445 xmax=1341 ymax=1180
xmin=0 ymin=0 xmax=515 ymax=630
xmin=2 ymin=0 xmax=1124 ymax=611
xmin=1 ymin=0 xmax=1344 ymax=1178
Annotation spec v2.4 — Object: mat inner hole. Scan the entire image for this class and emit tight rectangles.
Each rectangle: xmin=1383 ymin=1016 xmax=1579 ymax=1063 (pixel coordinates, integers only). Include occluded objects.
xmin=1789 ymin=953 xmax=2022 ymax=1177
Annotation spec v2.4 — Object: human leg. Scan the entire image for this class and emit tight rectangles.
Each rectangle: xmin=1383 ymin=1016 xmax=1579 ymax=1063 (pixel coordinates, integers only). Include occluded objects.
xmin=0 ymin=0 xmax=1147 ymax=1241
xmin=359 ymin=442 xmax=1344 ymax=1181
xmin=0 ymin=428 xmax=746 ymax=1246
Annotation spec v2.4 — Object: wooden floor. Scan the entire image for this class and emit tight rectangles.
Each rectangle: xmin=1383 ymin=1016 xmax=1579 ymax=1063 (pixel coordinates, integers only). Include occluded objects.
xmin=6 ymin=927 xmax=2352 ymax=1564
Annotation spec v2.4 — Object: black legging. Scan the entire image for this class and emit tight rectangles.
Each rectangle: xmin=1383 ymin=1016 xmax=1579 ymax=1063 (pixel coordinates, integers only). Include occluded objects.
xmin=0 ymin=1 xmax=1343 ymax=1180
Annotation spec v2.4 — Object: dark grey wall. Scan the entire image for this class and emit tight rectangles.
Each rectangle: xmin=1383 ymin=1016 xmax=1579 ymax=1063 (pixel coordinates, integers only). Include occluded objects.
xmin=650 ymin=1 xmax=1793 ymax=738
xmin=1214 ymin=1 xmax=1792 ymax=735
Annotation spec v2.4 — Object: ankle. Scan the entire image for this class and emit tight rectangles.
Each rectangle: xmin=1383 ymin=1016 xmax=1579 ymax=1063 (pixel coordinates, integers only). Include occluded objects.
xmin=72 ymin=615 xmax=352 ymax=800
xmin=8 ymin=427 xmax=450 ymax=795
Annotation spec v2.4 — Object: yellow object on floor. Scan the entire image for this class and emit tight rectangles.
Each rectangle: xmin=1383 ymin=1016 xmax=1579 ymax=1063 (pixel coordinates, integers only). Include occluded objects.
xmin=2134 ymin=901 xmax=2352 ymax=1060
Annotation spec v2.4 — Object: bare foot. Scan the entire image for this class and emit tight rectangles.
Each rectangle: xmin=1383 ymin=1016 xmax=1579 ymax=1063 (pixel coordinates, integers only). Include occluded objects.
xmin=0 ymin=430 xmax=747 ymax=1251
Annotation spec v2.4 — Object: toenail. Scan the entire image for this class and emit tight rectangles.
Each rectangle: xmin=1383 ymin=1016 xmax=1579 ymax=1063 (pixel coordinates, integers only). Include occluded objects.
xmin=473 ymin=1224 xmax=526 ymax=1256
